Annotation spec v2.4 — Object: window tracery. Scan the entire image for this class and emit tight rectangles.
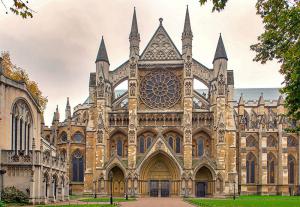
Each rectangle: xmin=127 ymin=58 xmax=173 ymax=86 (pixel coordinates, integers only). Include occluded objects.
xmin=140 ymin=70 xmax=181 ymax=109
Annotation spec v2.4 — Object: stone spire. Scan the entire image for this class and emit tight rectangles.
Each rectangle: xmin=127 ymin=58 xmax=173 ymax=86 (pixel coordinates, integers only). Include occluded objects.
xmin=182 ymin=5 xmax=193 ymax=38
xmin=277 ymin=95 xmax=284 ymax=106
xmin=238 ymin=93 xmax=245 ymax=106
xmin=213 ymin=34 xmax=228 ymax=63
xmin=65 ymin=97 xmax=71 ymax=120
xmin=55 ymin=105 xmax=60 ymax=121
xmin=258 ymin=93 xmax=265 ymax=105
xmin=129 ymin=7 xmax=139 ymax=39
xmin=95 ymin=36 xmax=109 ymax=64
xmin=129 ymin=7 xmax=140 ymax=57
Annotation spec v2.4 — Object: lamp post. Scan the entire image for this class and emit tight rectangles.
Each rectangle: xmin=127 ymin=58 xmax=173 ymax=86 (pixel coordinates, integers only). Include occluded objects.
xmin=0 ymin=169 xmax=6 ymax=201
xmin=125 ymin=177 xmax=128 ymax=200
xmin=93 ymin=180 xmax=97 ymax=198
xmin=109 ymin=171 xmax=113 ymax=205
xmin=233 ymin=180 xmax=236 ymax=200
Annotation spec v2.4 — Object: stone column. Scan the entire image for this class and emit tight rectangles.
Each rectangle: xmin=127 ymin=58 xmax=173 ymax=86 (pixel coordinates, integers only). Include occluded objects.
xmin=240 ymin=132 xmax=247 ymax=194
xmin=278 ymin=123 xmax=289 ymax=195
xmin=259 ymin=130 xmax=268 ymax=194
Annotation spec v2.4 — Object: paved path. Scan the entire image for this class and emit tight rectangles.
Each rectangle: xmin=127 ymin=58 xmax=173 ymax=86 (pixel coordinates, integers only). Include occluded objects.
xmin=120 ymin=197 xmax=194 ymax=207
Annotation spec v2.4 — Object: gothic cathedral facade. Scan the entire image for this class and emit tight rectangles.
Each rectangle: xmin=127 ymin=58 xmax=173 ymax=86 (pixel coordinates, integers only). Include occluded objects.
xmin=46 ymin=8 xmax=299 ymax=197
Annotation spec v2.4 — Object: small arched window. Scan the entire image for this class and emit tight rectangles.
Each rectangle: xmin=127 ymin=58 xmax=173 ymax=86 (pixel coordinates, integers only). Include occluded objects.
xmin=73 ymin=132 xmax=84 ymax=143
xmin=175 ymin=136 xmax=181 ymax=153
xmin=267 ymin=153 xmax=276 ymax=184
xmin=146 ymin=136 xmax=152 ymax=149
xmin=168 ymin=137 xmax=173 ymax=149
xmin=288 ymin=155 xmax=295 ymax=184
xmin=287 ymin=136 xmax=298 ymax=147
xmin=72 ymin=150 xmax=84 ymax=182
xmin=197 ymin=139 xmax=204 ymax=157
xmin=139 ymin=136 xmax=145 ymax=153
xmin=60 ymin=132 xmax=68 ymax=142
xmin=117 ymin=140 xmax=123 ymax=156
xmin=246 ymin=153 xmax=256 ymax=184
xmin=246 ymin=136 xmax=257 ymax=147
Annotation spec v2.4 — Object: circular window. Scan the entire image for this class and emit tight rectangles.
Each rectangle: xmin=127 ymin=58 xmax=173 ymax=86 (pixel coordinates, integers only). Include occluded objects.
xmin=73 ymin=132 xmax=83 ymax=143
xmin=140 ymin=70 xmax=181 ymax=108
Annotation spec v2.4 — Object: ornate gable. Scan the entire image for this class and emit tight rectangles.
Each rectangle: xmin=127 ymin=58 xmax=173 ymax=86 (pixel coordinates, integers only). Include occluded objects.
xmin=140 ymin=21 xmax=181 ymax=61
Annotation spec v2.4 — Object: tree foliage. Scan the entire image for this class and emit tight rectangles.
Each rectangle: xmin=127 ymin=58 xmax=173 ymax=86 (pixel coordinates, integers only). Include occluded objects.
xmin=1 ymin=0 xmax=33 ymax=18
xmin=1 ymin=186 xmax=29 ymax=204
xmin=200 ymin=0 xmax=300 ymax=130
xmin=1 ymin=52 xmax=48 ymax=112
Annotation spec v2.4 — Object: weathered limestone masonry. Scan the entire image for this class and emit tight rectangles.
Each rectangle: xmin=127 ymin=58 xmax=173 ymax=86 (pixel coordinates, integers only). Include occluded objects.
xmin=47 ymin=7 xmax=299 ymax=197
xmin=0 ymin=62 xmax=69 ymax=204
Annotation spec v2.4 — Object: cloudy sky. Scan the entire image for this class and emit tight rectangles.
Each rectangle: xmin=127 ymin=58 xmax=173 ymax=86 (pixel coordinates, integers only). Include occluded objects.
xmin=0 ymin=0 xmax=283 ymax=126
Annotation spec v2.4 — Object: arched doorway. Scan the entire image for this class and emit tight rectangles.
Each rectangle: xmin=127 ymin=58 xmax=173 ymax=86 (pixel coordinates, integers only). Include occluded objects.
xmin=108 ymin=166 xmax=125 ymax=196
xmin=195 ymin=166 xmax=214 ymax=197
xmin=139 ymin=152 xmax=180 ymax=197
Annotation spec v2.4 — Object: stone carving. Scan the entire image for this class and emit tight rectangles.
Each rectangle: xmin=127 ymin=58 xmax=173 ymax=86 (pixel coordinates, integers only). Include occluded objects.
xmin=97 ymin=130 xmax=103 ymax=143
xmin=218 ymin=73 xmax=225 ymax=95
xmin=128 ymin=130 xmax=135 ymax=144
xmin=129 ymin=82 xmax=136 ymax=96
xmin=250 ymin=110 xmax=258 ymax=129
xmin=218 ymin=124 xmax=225 ymax=143
xmin=97 ymin=76 xmax=105 ymax=97
xmin=184 ymin=129 xmax=192 ymax=143
xmin=141 ymin=27 xmax=181 ymax=60
xmin=129 ymin=57 xmax=137 ymax=78
xmin=184 ymin=56 xmax=192 ymax=77
xmin=140 ymin=70 xmax=181 ymax=109
xmin=185 ymin=81 xmax=192 ymax=96
xmin=155 ymin=140 xmax=164 ymax=150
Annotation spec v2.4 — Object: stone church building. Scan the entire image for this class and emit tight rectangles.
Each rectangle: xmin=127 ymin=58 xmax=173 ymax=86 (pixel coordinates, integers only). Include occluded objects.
xmin=1 ymin=7 xmax=298 ymax=200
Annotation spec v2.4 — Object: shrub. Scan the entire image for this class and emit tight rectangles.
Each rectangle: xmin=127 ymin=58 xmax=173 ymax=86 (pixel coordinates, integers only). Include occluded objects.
xmin=1 ymin=186 xmax=29 ymax=204
xmin=0 ymin=201 xmax=5 ymax=207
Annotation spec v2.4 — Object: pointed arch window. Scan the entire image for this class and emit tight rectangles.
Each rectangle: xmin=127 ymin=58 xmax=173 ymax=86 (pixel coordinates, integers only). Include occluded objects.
xmin=267 ymin=136 xmax=277 ymax=148
xmin=117 ymin=140 xmax=123 ymax=156
xmin=267 ymin=153 xmax=276 ymax=184
xmin=168 ymin=137 xmax=173 ymax=149
xmin=288 ymin=155 xmax=295 ymax=184
xmin=11 ymin=99 xmax=33 ymax=154
xmin=287 ymin=136 xmax=298 ymax=147
xmin=139 ymin=136 xmax=145 ymax=153
xmin=146 ymin=136 xmax=152 ymax=148
xmin=175 ymin=136 xmax=181 ymax=153
xmin=60 ymin=132 xmax=68 ymax=142
xmin=246 ymin=153 xmax=256 ymax=184
xmin=72 ymin=150 xmax=84 ymax=182
xmin=197 ymin=139 xmax=204 ymax=157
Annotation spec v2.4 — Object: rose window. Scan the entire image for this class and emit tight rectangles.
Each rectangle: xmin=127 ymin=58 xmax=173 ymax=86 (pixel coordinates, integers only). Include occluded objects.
xmin=140 ymin=70 xmax=181 ymax=108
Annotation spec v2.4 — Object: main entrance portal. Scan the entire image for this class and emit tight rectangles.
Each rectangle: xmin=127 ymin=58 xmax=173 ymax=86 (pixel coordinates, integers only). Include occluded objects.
xmin=140 ymin=152 xmax=180 ymax=197
xmin=149 ymin=180 xmax=170 ymax=197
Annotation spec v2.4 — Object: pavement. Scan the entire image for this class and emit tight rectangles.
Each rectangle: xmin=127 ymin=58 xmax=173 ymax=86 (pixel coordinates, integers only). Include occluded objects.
xmin=120 ymin=197 xmax=194 ymax=207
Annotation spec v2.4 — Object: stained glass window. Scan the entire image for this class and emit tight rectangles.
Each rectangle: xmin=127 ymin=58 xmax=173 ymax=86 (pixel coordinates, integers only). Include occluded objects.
xmin=147 ymin=136 xmax=152 ymax=149
xmin=288 ymin=155 xmax=295 ymax=184
xmin=197 ymin=139 xmax=204 ymax=157
xmin=140 ymin=70 xmax=181 ymax=109
xmin=72 ymin=150 xmax=84 ymax=182
xmin=60 ymin=132 xmax=68 ymax=142
xmin=117 ymin=140 xmax=123 ymax=156
xmin=168 ymin=137 xmax=173 ymax=149
xmin=73 ymin=132 xmax=83 ymax=143
xmin=246 ymin=153 xmax=256 ymax=183
xmin=139 ymin=136 xmax=145 ymax=153
xmin=175 ymin=136 xmax=181 ymax=153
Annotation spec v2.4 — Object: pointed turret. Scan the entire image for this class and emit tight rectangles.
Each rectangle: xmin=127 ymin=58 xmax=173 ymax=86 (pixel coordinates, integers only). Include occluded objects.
xmin=95 ymin=36 xmax=109 ymax=64
xmin=129 ymin=7 xmax=140 ymax=57
xmin=213 ymin=34 xmax=228 ymax=63
xmin=238 ymin=93 xmax=245 ymax=106
xmin=65 ymin=97 xmax=71 ymax=120
xmin=182 ymin=6 xmax=193 ymax=57
xmin=258 ymin=93 xmax=265 ymax=106
xmin=182 ymin=6 xmax=193 ymax=38
xmin=277 ymin=95 xmax=284 ymax=106
xmin=55 ymin=105 xmax=60 ymax=121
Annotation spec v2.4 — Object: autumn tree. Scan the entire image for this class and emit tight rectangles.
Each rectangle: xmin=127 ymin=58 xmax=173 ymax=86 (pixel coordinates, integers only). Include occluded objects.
xmin=1 ymin=52 xmax=48 ymax=112
xmin=200 ymin=0 xmax=300 ymax=131
xmin=1 ymin=0 xmax=33 ymax=18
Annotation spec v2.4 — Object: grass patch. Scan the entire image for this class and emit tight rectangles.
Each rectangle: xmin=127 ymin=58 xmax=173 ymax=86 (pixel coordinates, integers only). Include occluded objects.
xmin=186 ymin=195 xmax=300 ymax=207
xmin=79 ymin=197 xmax=135 ymax=202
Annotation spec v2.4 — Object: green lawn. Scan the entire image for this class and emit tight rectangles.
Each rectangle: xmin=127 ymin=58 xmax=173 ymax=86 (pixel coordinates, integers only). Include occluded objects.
xmin=186 ymin=195 xmax=300 ymax=207
xmin=79 ymin=197 xmax=136 ymax=202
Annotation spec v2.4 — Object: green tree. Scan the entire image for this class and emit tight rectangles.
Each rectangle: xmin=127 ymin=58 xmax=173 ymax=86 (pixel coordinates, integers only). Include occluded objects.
xmin=1 ymin=0 xmax=33 ymax=18
xmin=200 ymin=0 xmax=300 ymax=131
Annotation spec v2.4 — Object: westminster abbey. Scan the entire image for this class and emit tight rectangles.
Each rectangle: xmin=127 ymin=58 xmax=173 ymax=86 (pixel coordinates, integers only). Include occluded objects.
xmin=1 ymin=7 xmax=299 ymax=201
